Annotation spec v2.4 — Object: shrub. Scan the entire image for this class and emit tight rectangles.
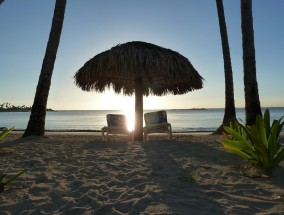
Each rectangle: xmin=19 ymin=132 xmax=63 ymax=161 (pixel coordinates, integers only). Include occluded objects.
xmin=0 ymin=127 xmax=27 ymax=192
xmin=0 ymin=167 xmax=27 ymax=193
xmin=0 ymin=127 xmax=14 ymax=140
xmin=221 ymin=109 xmax=284 ymax=176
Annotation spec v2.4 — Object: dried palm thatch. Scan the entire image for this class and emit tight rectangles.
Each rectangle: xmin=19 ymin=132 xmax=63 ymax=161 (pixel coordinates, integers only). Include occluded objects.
xmin=74 ymin=41 xmax=203 ymax=96
xmin=74 ymin=41 xmax=204 ymax=141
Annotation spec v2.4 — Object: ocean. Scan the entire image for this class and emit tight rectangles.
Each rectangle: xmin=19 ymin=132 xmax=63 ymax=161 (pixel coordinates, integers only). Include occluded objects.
xmin=1 ymin=108 xmax=284 ymax=132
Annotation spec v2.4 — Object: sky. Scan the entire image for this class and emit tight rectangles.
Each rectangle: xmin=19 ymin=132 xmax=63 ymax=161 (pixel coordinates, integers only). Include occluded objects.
xmin=0 ymin=0 xmax=283 ymax=111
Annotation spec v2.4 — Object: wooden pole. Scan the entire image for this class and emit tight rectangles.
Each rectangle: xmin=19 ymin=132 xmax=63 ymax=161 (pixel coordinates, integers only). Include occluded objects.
xmin=134 ymin=79 xmax=143 ymax=141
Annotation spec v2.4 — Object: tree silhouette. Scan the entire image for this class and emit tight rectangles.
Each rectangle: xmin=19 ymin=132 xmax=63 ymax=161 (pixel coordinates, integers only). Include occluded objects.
xmin=241 ymin=0 xmax=262 ymax=125
xmin=23 ymin=0 xmax=66 ymax=137
xmin=213 ymin=0 xmax=237 ymax=134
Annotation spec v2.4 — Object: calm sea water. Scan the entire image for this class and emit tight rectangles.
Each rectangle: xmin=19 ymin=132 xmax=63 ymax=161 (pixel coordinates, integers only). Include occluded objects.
xmin=1 ymin=108 xmax=284 ymax=132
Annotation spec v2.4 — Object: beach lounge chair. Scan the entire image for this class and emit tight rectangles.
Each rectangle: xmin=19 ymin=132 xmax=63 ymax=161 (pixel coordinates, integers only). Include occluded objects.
xmin=101 ymin=114 xmax=132 ymax=141
xmin=143 ymin=110 xmax=173 ymax=141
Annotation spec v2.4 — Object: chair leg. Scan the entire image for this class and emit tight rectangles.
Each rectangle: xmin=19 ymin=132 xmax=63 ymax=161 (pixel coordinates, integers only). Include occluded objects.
xmin=102 ymin=130 xmax=105 ymax=141
xmin=143 ymin=132 xmax=147 ymax=142
xmin=129 ymin=131 xmax=134 ymax=141
xmin=169 ymin=132 xmax=173 ymax=140
xmin=168 ymin=125 xmax=173 ymax=140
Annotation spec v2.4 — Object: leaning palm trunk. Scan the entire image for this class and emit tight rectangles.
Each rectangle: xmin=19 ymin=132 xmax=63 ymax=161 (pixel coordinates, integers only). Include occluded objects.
xmin=23 ymin=0 xmax=66 ymax=137
xmin=241 ymin=0 xmax=261 ymax=126
xmin=213 ymin=0 xmax=237 ymax=134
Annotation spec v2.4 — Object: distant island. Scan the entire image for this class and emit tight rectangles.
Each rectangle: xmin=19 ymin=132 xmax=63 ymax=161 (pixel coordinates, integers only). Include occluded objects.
xmin=0 ymin=103 xmax=54 ymax=112
xmin=170 ymin=108 xmax=207 ymax=111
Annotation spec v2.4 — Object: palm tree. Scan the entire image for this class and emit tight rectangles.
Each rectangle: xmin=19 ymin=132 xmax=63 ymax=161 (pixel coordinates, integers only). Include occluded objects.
xmin=241 ymin=0 xmax=261 ymax=126
xmin=213 ymin=0 xmax=237 ymax=134
xmin=23 ymin=0 xmax=66 ymax=137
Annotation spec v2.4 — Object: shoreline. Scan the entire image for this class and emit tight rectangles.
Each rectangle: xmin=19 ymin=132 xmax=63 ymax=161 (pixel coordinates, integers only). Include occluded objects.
xmin=10 ymin=129 xmax=213 ymax=134
xmin=8 ymin=129 xmax=284 ymax=136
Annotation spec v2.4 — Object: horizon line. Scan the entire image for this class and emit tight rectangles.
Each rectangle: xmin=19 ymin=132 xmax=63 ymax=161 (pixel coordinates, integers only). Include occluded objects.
xmin=50 ymin=107 xmax=284 ymax=111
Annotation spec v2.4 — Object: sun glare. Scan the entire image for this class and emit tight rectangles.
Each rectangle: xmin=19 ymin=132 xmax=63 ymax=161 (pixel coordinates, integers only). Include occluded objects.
xmin=96 ymin=90 xmax=135 ymax=131
xmin=122 ymin=109 xmax=135 ymax=131
xmin=98 ymin=90 xmax=166 ymax=131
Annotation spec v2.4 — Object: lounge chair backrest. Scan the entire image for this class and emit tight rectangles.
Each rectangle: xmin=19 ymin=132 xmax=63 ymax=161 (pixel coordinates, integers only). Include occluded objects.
xmin=144 ymin=110 xmax=168 ymax=126
xmin=106 ymin=114 xmax=127 ymax=128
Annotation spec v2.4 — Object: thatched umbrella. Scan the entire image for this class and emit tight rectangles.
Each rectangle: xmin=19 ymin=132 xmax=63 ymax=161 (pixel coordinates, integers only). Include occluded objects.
xmin=74 ymin=41 xmax=204 ymax=141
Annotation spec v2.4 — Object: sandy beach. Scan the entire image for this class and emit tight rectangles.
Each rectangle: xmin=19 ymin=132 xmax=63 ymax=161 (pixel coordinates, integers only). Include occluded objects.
xmin=0 ymin=132 xmax=284 ymax=215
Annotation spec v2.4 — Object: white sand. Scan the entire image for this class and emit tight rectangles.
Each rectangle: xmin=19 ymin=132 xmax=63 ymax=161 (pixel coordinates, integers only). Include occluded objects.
xmin=0 ymin=132 xmax=284 ymax=214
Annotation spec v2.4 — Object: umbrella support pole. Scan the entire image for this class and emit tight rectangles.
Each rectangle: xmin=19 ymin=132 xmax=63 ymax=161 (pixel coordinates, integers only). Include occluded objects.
xmin=134 ymin=79 xmax=143 ymax=141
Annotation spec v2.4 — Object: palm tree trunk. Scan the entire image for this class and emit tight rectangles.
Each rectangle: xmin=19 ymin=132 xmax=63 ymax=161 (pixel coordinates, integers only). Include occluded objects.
xmin=23 ymin=0 xmax=66 ymax=137
xmin=241 ymin=0 xmax=262 ymax=126
xmin=213 ymin=0 xmax=237 ymax=134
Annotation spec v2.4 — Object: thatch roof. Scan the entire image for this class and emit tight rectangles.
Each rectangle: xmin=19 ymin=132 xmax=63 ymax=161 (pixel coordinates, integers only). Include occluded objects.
xmin=74 ymin=41 xmax=203 ymax=96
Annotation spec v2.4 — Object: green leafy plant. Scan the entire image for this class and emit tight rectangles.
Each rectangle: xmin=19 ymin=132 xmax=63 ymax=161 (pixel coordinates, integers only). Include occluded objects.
xmin=0 ymin=127 xmax=27 ymax=192
xmin=221 ymin=109 xmax=284 ymax=176
xmin=0 ymin=127 xmax=14 ymax=141
xmin=0 ymin=167 xmax=27 ymax=193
